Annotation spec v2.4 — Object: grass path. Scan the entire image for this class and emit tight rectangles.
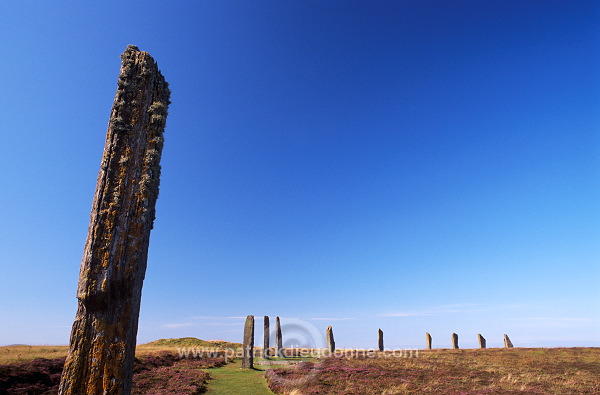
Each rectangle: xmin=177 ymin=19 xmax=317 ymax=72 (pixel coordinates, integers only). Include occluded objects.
xmin=204 ymin=359 xmax=274 ymax=394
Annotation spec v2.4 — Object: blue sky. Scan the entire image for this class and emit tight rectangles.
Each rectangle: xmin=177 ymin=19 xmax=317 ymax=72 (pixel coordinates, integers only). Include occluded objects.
xmin=1 ymin=1 xmax=598 ymax=349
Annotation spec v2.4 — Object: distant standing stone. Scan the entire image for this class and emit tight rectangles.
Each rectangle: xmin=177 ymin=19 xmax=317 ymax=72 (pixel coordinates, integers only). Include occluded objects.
xmin=378 ymin=328 xmax=384 ymax=352
xmin=275 ymin=316 xmax=283 ymax=358
xmin=478 ymin=334 xmax=486 ymax=349
xmin=504 ymin=334 xmax=514 ymax=348
xmin=263 ymin=316 xmax=270 ymax=358
xmin=452 ymin=333 xmax=459 ymax=349
xmin=326 ymin=326 xmax=335 ymax=353
xmin=242 ymin=315 xmax=254 ymax=368
xmin=425 ymin=332 xmax=432 ymax=350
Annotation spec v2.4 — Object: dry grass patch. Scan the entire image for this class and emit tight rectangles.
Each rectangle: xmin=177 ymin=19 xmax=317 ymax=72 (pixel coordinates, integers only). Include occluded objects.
xmin=0 ymin=346 xmax=69 ymax=364
xmin=0 ymin=337 xmax=240 ymax=364
xmin=267 ymin=348 xmax=600 ymax=394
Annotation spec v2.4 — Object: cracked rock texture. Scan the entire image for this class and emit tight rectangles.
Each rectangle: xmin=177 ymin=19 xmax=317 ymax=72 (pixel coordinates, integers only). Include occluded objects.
xmin=59 ymin=45 xmax=170 ymax=395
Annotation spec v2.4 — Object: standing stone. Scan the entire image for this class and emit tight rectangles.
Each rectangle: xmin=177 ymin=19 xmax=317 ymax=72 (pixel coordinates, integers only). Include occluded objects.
xmin=451 ymin=333 xmax=459 ymax=349
xmin=504 ymin=334 xmax=514 ymax=348
xmin=275 ymin=316 xmax=283 ymax=358
xmin=263 ymin=316 xmax=270 ymax=359
xmin=478 ymin=334 xmax=486 ymax=349
xmin=378 ymin=328 xmax=384 ymax=352
xmin=326 ymin=326 xmax=335 ymax=353
xmin=425 ymin=332 xmax=432 ymax=350
xmin=59 ymin=45 xmax=170 ymax=395
xmin=242 ymin=315 xmax=255 ymax=368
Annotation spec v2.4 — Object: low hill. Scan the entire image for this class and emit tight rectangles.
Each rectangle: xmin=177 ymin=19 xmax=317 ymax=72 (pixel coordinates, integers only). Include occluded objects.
xmin=141 ymin=337 xmax=241 ymax=349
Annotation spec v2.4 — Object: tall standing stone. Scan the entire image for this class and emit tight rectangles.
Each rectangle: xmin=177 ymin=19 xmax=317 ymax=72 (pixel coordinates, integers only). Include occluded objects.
xmin=263 ymin=316 xmax=270 ymax=359
xmin=242 ymin=315 xmax=255 ymax=368
xmin=425 ymin=332 xmax=432 ymax=350
xmin=504 ymin=334 xmax=514 ymax=348
xmin=275 ymin=316 xmax=283 ymax=358
xmin=478 ymin=334 xmax=486 ymax=349
xmin=378 ymin=328 xmax=384 ymax=352
xmin=451 ymin=333 xmax=459 ymax=349
xmin=59 ymin=45 xmax=170 ymax=395
xmin=326 ymin=326 xmax=335 ymax=353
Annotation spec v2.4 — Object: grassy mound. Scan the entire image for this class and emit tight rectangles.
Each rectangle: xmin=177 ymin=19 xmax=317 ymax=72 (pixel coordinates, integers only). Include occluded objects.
xmin=141 ymin=337 xmax=241 ymax=349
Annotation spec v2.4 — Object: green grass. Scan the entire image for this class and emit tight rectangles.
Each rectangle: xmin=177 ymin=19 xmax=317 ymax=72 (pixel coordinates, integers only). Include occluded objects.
xmin=204 ymin=359 xmax=274 ymax=394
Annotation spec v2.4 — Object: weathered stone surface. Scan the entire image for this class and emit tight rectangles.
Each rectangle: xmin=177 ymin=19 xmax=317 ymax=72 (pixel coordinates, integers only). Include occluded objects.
xmin=242 ymin=315 xmax=255 ymax=368
xmin=263 ymin=316 xmax=270 ymax=359
xmin=326 ymin=326 xmax=335 ymax=353
xmin=504 ymin=334 xmax=514 ymax=348
xmin=478 ymin=334 xmax=486 ymax=349
xmin=425 ymin=332 xmax=432 ymax=350
xmin=452 ymin=333 xmax=459 ymax=349
xmin=275 ymin=316 xmax=283 ymax=358
xmin=378 ymin=328 xmax=384 ymax=352
xmin=59 ymin=45 xmax=170 ymax=395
